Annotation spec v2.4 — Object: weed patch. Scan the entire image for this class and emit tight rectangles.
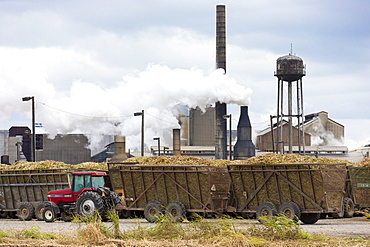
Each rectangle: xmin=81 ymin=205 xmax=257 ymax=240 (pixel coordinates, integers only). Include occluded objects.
xmin=249 ymin=215 xmax=312 ymax=240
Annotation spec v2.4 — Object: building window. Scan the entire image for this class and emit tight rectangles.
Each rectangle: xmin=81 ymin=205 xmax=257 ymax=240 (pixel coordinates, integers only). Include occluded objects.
xmin=36 ymin=134 xmax=43 ymax=150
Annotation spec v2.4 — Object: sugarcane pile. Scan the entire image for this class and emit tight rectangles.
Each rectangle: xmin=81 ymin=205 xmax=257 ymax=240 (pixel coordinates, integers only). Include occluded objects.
xmin=0 ymin=160 xmax=108 ymax=171
xmin=356 ymin=157 xmax=370 ymax=167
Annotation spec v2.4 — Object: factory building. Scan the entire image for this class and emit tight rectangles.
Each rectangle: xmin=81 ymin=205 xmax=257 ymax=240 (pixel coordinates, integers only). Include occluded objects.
xmin=1 ymin=126 xmax=91 ymax=164
xmin=256 ymin=111 xmax=345 ymax=153
xmin=256 ymin=121 xmax=311 ymax=152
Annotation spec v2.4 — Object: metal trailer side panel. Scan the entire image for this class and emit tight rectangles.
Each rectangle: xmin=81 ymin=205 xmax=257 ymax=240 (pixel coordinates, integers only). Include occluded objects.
xmin=118 ymin=165 xmax=231 ymax=213
xmin=0 ymin=169 xmax=73 ymax=211
xmin=348 ymin=166 xmax=370 ymax=209
xmin=227 ymin=163 xmax=347 ymax=214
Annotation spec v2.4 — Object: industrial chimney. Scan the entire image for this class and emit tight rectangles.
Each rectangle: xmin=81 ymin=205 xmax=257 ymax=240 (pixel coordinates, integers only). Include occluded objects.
xmin=173 ymin=129 xmax=181 ymax=156
xmin=234 ymin=106 xmax=255 ymax=159
xmin=111 ymin=135 xmax=128 ymax=161
xmin=215 ymin=4 xmax=227 ymax=160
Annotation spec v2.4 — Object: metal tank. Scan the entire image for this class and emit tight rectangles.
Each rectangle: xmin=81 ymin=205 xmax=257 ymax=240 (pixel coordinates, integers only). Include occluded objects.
xmin=276 ymin=55 xmax=305 ymax=82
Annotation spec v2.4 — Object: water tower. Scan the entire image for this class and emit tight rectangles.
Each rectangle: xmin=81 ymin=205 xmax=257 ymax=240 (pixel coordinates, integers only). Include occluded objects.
xmin=274 ymin=53 xmax=306 ymax=154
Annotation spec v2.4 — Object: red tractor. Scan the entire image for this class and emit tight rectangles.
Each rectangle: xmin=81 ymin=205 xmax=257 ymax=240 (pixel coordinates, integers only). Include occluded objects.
xmin=41 ymin=171 xmax=122 ymax=222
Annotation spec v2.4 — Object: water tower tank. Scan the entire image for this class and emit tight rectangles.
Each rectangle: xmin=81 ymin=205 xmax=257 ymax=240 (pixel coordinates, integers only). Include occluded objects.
xmin=275 ymin=55 xmax=305 ymax=81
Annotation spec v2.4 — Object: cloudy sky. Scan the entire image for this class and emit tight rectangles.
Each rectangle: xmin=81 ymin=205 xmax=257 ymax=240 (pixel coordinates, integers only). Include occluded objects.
xmin=0 ymin=0 xmax=369 ymax=151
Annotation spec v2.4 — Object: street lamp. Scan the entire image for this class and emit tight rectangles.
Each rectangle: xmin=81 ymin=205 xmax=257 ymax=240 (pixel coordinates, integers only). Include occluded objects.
xmin=153 ymin=137 xmax=160 ymax=156
xmin=22 ymin=96 xmax=35 ymax=162
xmin=223 ymin=114 xmax=232 ymax=160
xmin=134 ymin=110 xmax=144 ymax=156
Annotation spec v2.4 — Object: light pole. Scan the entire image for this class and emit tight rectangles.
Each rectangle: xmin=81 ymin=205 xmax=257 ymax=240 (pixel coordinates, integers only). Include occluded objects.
xmin=134 ymin=110 xmax=144 ymax=156
xmin=153 ymin=137 xmax=160 ymax=156
xmin=223 ymin=114 xmax=232 ymax=160
xmin=22 ymin=96 xmax=35 ymax=162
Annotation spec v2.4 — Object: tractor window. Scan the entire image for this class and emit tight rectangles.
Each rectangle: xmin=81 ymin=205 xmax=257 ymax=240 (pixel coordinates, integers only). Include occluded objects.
xmin=84 ymin=175 xmax=92 ymax=187
xmin=73 ymin=175 xmax=84 ymax=192
xmin=91 ymin=176 xmax=105 ymax=188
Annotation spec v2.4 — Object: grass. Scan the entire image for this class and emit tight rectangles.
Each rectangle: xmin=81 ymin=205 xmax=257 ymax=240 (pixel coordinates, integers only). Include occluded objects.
xmin=0 ymin=213 xmax=369 ymax=246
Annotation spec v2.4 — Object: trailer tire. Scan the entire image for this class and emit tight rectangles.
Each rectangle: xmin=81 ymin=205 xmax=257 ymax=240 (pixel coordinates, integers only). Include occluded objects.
xmin=343 ymin=197 xmax=354 ymax=218
xmin=76 ymin=191 xmax=106 ymax=218
xmin=165 ymin=201 xmax=186 ymax=222
xmin=186 ymin=212 xmax=201 ymax=221
xmin=35 ymin=202 xmax=47 ymax=221
xmin=119 ymin=210 xmax=132 ymax=219
xmin=144 ymin=201 xmax=164 ymax=223
xmin=240 ymin=212 xmax=256 ymax=219
xmin=17 ymin=202 xmax=35 ymax=221
xmin=61 ymin=212 xmax=72 ymax=222
xmin=300 ymin=213 xmax=320 ymax=224
xmin=278 ymin=202 xmax=301 ymax=221
xmin=257 ymin=202 xmax=277 ymax=222
xmin=43 ymin=206 xmax=56 ymax=223
xmin=0 ymin=211 xmax=8 ymax=218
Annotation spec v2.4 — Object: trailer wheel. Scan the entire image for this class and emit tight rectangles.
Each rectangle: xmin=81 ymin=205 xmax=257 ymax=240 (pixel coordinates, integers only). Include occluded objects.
xmin=239 ymin=212 xmax=256 ymax=219
xmin=186 ymin=212 xmax=201 ymax=221
xmin=165 ymin=201 xmax=186 ymax=222
xmin=76 ymin=191 xmax=105 ymax=218
xmin=35 ymin=202 xmax=47 ymax=221
xmin=119 ymin=210 xmax=132 ymax=219
xmin=144 ymin=201 xmax=164 ymax=223
xmin=256 ymin=202 xmax=277 ymax=222
xmin=43 ymin=206 xmax=56 ymax=223
xmin=300 ymin=213 xmax=320 ymax=224
xmin=61 ymin=212 xmax=72 ymax=222
xmin=0 ymin=211 xmax=8 ymax=218
xmin=343 ymin=197 xmax=354 ymax=218
xmin=17 ymin=202 xmax=35 ymax=221
xmin=278 ymin=202 xmax=301 ymax=221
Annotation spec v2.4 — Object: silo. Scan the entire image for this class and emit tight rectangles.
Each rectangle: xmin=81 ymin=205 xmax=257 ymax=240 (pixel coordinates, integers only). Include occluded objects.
xmin=274 ymin=54 xmax=306 ymax=153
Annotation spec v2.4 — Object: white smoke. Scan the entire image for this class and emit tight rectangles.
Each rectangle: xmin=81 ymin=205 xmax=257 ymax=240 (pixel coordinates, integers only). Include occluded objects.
xmin=309 ymin=119 xmax=344 ymax=146
xmin=1 ymin=63 xmax=253 ymax=152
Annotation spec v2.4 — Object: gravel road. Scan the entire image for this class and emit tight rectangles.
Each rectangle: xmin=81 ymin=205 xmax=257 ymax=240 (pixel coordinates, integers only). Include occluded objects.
xmin=0 ymin=217 xmax=369 ymax=239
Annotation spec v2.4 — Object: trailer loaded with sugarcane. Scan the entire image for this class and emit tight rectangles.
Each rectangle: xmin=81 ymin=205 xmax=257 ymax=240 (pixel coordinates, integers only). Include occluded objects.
xmin=110 ymin=161 xmax=354 ymax=224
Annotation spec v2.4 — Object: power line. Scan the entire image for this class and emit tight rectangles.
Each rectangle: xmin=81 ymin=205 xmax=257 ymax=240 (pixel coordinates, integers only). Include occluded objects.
xmin=37 ymin=102 xmax=132 ymax=120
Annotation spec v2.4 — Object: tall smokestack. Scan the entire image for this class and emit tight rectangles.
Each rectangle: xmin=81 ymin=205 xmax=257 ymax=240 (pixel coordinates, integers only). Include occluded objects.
xmin=215 ymin=4 xmax=227 ymax=159
xmin=234 ymin=106 xmax=255 ymax=159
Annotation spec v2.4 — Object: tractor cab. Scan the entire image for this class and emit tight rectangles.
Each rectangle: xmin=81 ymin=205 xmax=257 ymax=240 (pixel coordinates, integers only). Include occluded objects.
xmin=72 ymin=172 xmax=106 ymax=192
xmin=47 ymin=171 xmax=109 ymax=205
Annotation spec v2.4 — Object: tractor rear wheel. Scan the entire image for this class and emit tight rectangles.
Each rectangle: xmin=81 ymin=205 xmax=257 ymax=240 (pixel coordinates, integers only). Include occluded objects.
xmin=76 ymin=191 xmax=106 ymax=218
